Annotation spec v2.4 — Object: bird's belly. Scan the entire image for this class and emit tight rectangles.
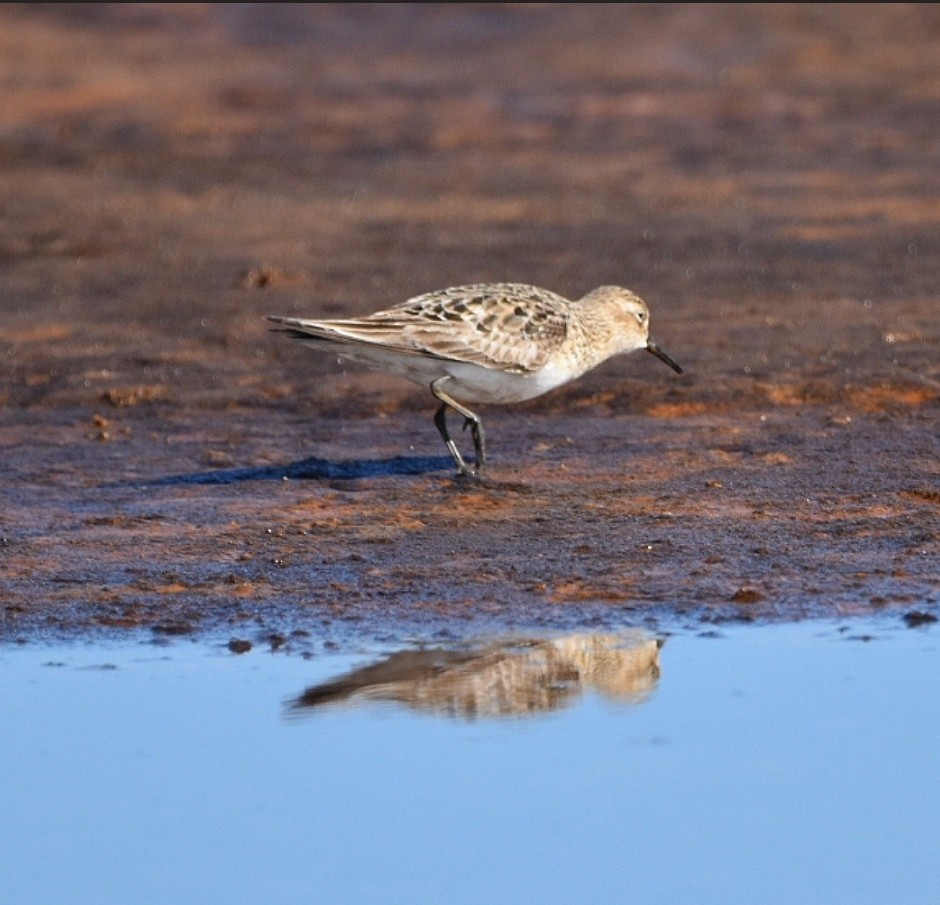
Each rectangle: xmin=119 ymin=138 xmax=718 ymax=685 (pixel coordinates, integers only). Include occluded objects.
xmin=441 ymin=361 xmax=572 ymax=405
xmin=327 ymin=345 xmax=571 ymax=405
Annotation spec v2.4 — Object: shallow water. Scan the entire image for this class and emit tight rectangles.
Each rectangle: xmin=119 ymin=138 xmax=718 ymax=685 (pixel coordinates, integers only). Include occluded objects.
xmin=2 ymin=619 xmax=938 ymax=905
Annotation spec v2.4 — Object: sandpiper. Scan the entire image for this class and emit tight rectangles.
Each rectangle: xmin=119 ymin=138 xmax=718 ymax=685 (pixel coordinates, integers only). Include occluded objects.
xmin=268 ymin=282 xmax=682 ymax=475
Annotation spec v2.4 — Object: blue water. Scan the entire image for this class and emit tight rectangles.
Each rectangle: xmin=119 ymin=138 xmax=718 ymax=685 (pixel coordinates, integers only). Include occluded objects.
xmin=2 ymin=619 xmax=938 ymax=905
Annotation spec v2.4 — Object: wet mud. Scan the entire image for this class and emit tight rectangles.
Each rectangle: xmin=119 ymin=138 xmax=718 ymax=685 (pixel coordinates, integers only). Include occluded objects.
xmin=1 ymin=5 xmax=938 ymax=646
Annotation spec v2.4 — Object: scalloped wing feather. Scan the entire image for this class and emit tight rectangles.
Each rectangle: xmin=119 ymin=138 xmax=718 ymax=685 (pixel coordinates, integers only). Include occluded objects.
xmin=380 ymin=283 xmax=571 ymax=372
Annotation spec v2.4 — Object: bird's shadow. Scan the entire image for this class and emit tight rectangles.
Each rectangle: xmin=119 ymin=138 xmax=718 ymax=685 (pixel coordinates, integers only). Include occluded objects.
xmin=127 ymin=455 xmax=457 ymax=488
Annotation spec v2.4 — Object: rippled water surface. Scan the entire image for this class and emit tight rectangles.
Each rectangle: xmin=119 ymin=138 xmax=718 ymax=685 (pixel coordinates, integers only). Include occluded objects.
xmin=3 ymin=619 xmax=938 ymax=905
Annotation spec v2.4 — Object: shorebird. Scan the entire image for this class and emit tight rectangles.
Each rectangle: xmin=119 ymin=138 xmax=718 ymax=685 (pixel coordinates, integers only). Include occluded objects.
xmin=267 ymin=282 xmax=682 ymax=475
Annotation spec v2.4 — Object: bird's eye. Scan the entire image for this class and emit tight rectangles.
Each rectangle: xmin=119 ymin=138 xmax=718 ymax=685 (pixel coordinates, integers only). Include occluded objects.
xmin=635 ymin=311 xmax=647 ymax=323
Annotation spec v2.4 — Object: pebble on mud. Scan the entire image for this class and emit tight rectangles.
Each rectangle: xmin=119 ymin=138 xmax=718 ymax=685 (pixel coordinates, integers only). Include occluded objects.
xmin=236 ymin=266 xmax=311 ymax=289
xmin=100 ymin=386 xmax=166 ymax=407
xmin=90 ymin=413 xmax=111 ymax=441
xmin=732 ymin=588 xmax=764 ymax=604
xmin=903 ymin=611 xmax=938 ymax=628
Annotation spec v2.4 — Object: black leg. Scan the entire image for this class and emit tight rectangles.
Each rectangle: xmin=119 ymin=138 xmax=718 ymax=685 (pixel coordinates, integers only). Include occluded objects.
xmin=434 ymin=403 xmax=473 ymax=474
xmin=467 ymin=416 xmax=486 ymax=469
xmin=430 ymin=378 xmax=486 ymax=475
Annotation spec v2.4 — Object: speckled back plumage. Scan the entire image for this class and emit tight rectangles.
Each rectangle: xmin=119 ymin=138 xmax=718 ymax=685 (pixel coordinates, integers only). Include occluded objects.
xmin=310 ymin=283 xmax=572 ymax=373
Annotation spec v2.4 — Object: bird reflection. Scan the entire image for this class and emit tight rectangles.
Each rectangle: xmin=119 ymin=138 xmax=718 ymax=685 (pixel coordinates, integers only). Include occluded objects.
xmin=287 ymin=632 xmax=662 ymax=721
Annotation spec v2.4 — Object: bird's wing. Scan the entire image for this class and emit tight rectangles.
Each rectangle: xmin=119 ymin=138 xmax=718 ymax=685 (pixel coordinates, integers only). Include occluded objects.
xmin=384 ymin=283 xmax=571 ymax=372
xmin=267 ymin=284 xmax=570 ymax=373
xmin=266 ymin=315 xmax=421 ymax=352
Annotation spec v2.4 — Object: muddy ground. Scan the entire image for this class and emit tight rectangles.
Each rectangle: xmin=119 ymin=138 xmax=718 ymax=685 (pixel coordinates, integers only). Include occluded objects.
xmin=1 ymin=4 xmax=937 ymax=648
